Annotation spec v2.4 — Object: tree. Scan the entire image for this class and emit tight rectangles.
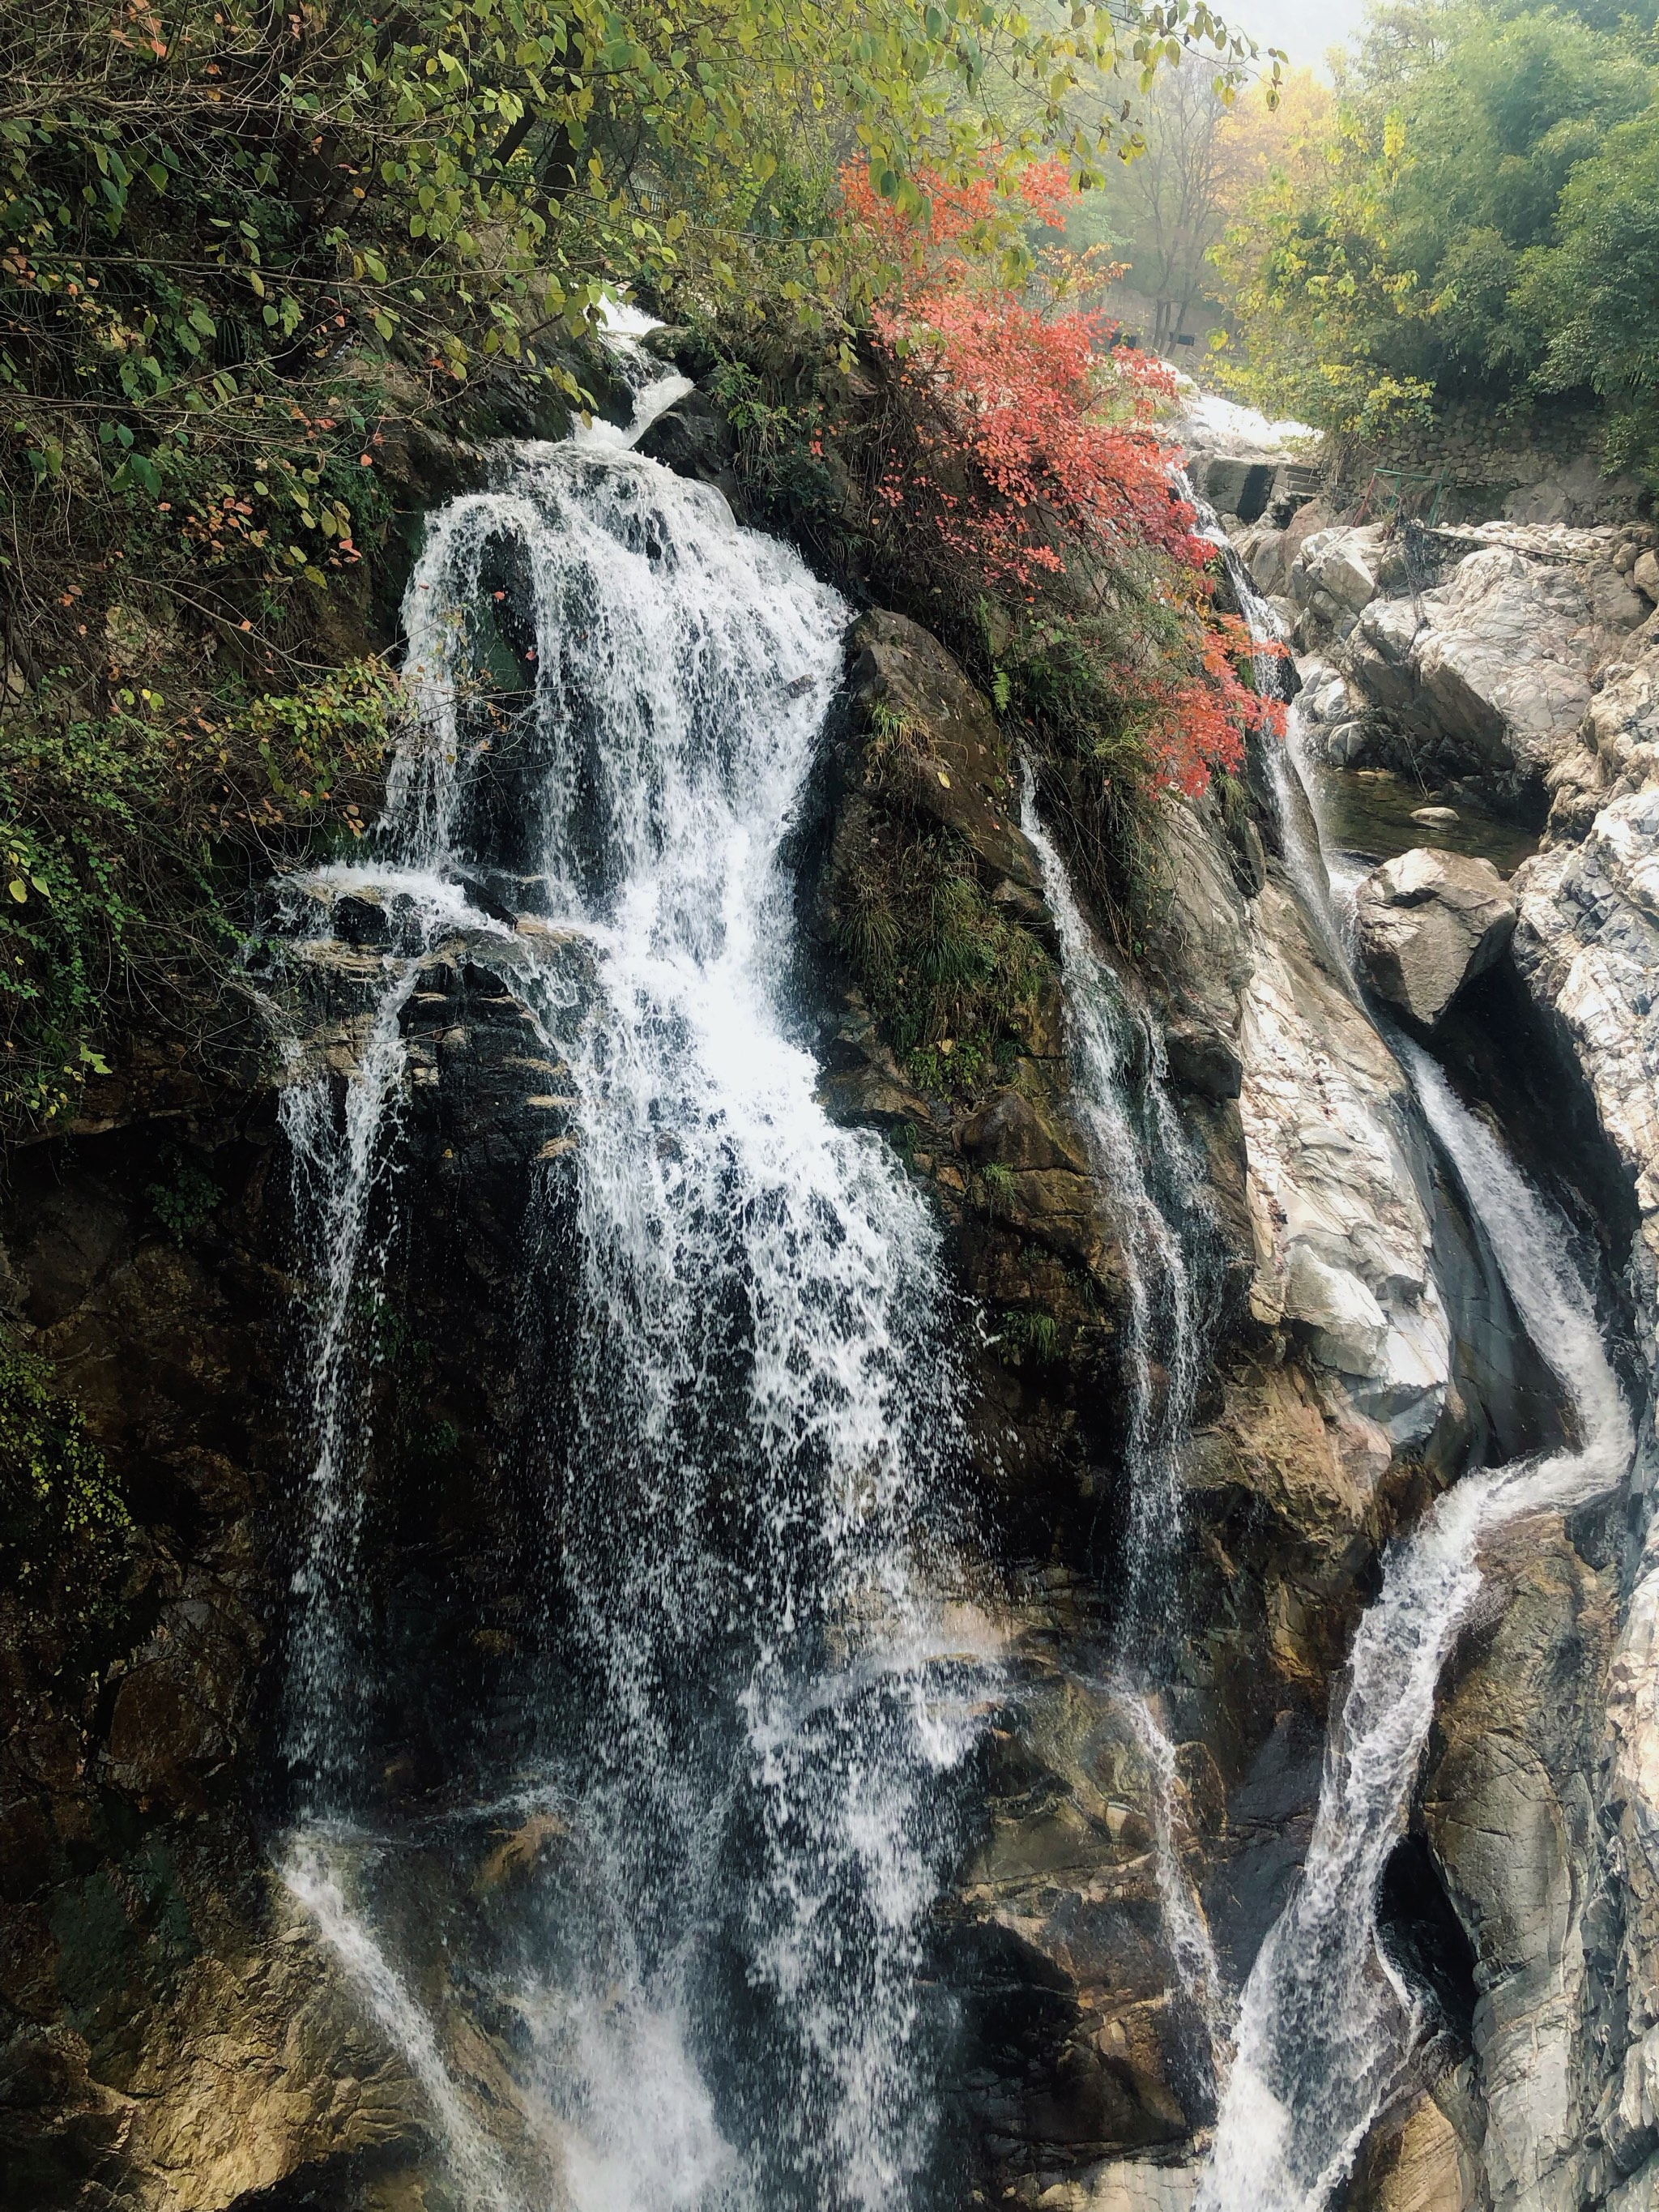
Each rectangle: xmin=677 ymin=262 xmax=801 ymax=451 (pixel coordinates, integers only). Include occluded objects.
xmin=1103 ymin=69 xmax=1235 ymax=348
xmin=1208 ymin=0 xmax=1657 ymax=431
xmin=0 ymin=0 xmax=1263 ymax=1128
xmin=1052 ymin=65 xmax=1327 ymax=351
xmin=1516 ymin=104 xmax=1659 ymax=480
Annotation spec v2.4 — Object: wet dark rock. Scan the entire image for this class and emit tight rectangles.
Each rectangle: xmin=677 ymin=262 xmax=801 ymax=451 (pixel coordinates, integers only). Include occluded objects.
xmin=802 ymin=605 xmax=1132 ymax=1513
xmin=635 ymin=386 xmax=739 ymax=499
xmin=839 ymin=609 xmax=1047 ymax=898
xmin=946 ymin=1629 xmax=1216 ymax=2185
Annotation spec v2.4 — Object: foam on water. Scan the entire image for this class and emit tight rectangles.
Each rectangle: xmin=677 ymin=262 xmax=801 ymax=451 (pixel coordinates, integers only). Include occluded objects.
xmin=1194 ymin=493 xmax=1634 ymax=2211
xmin=275 ymin=341 xmax=987 ymax=2211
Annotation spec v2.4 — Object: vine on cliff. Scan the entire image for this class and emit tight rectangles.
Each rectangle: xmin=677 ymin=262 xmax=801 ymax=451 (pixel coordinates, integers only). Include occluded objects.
xmin=0 ymin=1336 xmax=129 ymax=1616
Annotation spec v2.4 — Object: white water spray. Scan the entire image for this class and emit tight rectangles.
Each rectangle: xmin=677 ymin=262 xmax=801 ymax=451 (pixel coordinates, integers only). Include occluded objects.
xmin=1195 ymin=500 xmax=1634 ymax=2210
xmin=272 ymin=342 xmax=989 ymax=2211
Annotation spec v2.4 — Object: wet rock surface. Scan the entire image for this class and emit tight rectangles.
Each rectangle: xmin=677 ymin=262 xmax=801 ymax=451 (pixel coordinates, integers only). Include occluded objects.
xmin=0 ymin=899 xmax=593 ymax=2206
xmin=0 ymin=1117 xmax=434 ymax=2210
xmin=6 ymin=509 xmax=1659 ymax=2212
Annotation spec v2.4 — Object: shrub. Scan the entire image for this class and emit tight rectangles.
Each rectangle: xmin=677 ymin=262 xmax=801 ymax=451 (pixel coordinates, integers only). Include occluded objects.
xmin=0 ymin=1338 xmax=129 ymax=1609
xmin=0 ymin=660 xmax=394 ymax=1130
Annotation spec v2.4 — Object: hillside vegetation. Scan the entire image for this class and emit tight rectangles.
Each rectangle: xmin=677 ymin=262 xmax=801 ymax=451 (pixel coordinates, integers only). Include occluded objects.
xmin=1209 ymin=0 xmax=1659 ymax=465
xmin=0 ymin=0 xmax=1275 ymax=1134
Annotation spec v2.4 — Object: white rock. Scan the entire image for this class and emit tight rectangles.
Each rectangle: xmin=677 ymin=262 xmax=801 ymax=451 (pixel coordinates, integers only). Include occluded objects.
xmin=1354 ymin=847 xmax=1518 ymax=1028
xmin=1286 ymin=1245 xmax=1388 ymax=1374
xmin=1341 ymin=530 xmax=1651 ymax=777
xmin=1323 ymin=541 xmax=1379 ymax=615
xmin=1290 ymin=524 xmax=1386 ymax=619
xmin=1236 ymin=880 xmax=1450 ymax=1450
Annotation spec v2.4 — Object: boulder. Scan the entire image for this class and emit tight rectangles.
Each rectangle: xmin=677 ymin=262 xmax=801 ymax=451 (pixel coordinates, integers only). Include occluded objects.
xmin=1337 ymin=529 xmax=1651 ymax=783
xmin=1200 ymin=452 xmax=1280 ymax=521
xmin=1289 ymin=526 xmax=1387 ymax=619
xmin=1232 ymin=519 xmax=1291 ymax=596
xmin=950 ymin=1644 xmax=1217 ymax=2171
xmin=1502 ymin=451 xmax=1650 ymax=528
xmin=633 ymin=386 xmax=738 ymax=495
xmin=1636 ymin=548 xmax=1659 ymax=604
xmin=1354 ymin=848 xmax=1518 ymax=1029
xmin=1413 ymin=549 xmax=1605 ymax=773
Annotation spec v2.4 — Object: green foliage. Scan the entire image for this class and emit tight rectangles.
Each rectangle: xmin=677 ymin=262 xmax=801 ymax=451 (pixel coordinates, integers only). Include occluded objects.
xmin=417 ymin=1418 xmax=463 ymax=1464
xmin=0 ymin=0 xmax=1262 ymax=1130
xmin=1000 ymin=1306 xmax=1060 ymax=1364
xmin=1516 ymin=107 xmax=1659 ymax=480
xmin=838 ymin=827 xmax=1047 ymax=1091
xmin=146 ymin=1147 xmax=224 ymax=1245
xmin=1212 ymin=0 xmax=1659 ymax=436
xmin=0 ymin=1337 xmax=129 ymax=1605
xmin=0 ymin=660 xmax=394 ymax=1132
xmin=710 ymin=361 xmax=842 ymax=512
xmin=2 ymin=0 xmax=1244 ymax=504
xmin=994 ymin=605 xmax=1179 ymax=937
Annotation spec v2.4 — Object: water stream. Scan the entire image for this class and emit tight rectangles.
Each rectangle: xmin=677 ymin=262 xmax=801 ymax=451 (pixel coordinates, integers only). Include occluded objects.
xmin=1198 ymin=1038 xmax=1631 ymax=2210
xmin=1195 ymin=510 xmax=1636 ymax=2209
xmin=272 ymin=335 xmax=992 ymax=2211
xmin=1019 ymin=792 xmax=1212 ymax=1673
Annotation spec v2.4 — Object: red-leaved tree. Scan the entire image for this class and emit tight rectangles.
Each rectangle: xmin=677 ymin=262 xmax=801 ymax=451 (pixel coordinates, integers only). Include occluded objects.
xmin=844 ymin=156 xmax=1283 ymax=802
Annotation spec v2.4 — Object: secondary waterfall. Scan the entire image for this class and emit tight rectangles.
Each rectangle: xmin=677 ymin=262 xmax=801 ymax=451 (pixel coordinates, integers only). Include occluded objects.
xmin=1196 ymin=516 xmax=1636 ymax=2207
xmin=1020 ymin=788 xmax=1222 ymax=2044
xmin=1020 ymin=792 xmax=1211 ymax=1672
xmin=1199 ymin=1040 xmax=1631 ymax=2210
xmin=271 ymin=348 xmax=989 ymax=2210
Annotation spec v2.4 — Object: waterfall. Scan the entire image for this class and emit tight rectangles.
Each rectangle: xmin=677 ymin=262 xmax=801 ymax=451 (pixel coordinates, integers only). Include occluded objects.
xmin=1191 ymin=487 xmax=1355 ymax=983
xmin=1020 ymin=787 xmax=1223 ymax=2043
xmin=1019 ymin=792 xmax=1210 ymax=1666
xmin=277 ymin=871 xmax=515 ymax=1808
xmin=1197 ymin=1042 xmax=1631 ymax=2211
xmin=271 ymin=339 xmax=990 ymax=2210
xmin=1194 ymin=501 xmax=1636 ymax=2208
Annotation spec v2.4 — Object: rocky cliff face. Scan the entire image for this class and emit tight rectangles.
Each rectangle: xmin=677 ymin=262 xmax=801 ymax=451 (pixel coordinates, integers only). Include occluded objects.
xmin=5 ymin=405 xmax=1659 ymax=2212
xmin=1218 ymin=455 xmax=1659 ymax=2212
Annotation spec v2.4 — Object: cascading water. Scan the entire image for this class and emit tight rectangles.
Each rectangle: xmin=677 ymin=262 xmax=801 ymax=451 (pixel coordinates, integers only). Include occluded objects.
xmin=271 ymin=336 xmax=990 ymax=2210
xmin=1195 ymin=486 xmax=1636 ymax=2208
xmin=1019 ymin=788 xmax=1222 ymax=2040
xmin=1189 ymin=485 xmax=1353 ymax=980
xmin=1019 ymin=792 xmax=1209 ymax=1669
xmin=1197 ymin=1042 xmax=1631 ymax=2211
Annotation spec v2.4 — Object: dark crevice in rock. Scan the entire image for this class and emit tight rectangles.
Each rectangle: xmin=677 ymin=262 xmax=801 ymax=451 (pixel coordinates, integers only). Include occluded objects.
xmin=1378 ymin=1830 xmax=1480 ymax=2043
